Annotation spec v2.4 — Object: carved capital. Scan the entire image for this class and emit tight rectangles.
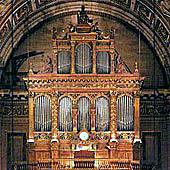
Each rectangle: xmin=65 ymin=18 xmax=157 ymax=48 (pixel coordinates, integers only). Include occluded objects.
xmin=29 ymin=91 xmax=35 ymax=98
xmin=51 ymin=91 xmax=58 ymax=98
xmin=71 ymin=41 xmax=75 ymax=46
xmin=110 ymin=90 xmax=117 ymax=97
xmin=134 ymin=91 xmax=140 ymax=98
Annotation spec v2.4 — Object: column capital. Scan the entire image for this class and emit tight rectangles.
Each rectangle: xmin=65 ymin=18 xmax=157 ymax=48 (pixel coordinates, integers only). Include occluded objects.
xmin=110 ymin=90 xmax=118 ymax=97
xmin=29 ymin=91 xmax=35 ymax=98
xmin=71 ymin=41 xmax=75 ymax=45
xmin=71 ymin=41 xmax=75 ymax=74
xmin=133 ymin=91 xmax=140 ymax=98
xmin=51 ymin=91 xmax=59 ymax=98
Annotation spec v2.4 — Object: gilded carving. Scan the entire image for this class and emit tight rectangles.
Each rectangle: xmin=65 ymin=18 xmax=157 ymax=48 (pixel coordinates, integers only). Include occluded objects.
xmin=51 ymin=96 xmax=58 ymax=136
xmin=117 ymin=132 xmax=135 ymax=140
xmin=34 ymin=132 xmax=51 ymax=140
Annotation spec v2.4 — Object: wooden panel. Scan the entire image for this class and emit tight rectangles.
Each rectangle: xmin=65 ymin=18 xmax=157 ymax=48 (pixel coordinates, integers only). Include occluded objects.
xmin=7 ymin=133 xmax=26 ymax=170
xmin=142 ymin=132 xmax=161 ymax=167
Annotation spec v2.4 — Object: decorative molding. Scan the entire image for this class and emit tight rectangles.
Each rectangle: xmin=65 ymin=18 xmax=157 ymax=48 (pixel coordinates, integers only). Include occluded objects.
xmin=117 ymin=131 xmax=135 ymax=141
xmin=34 ymin=132 xmax=51 ymax=140
xmin=24 ymin=75 xmax=144 ymax=90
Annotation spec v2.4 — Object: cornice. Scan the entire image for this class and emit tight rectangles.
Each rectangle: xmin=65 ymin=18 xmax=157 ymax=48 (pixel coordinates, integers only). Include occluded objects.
xmin=23 ymin=73 xmax=144 ymax=90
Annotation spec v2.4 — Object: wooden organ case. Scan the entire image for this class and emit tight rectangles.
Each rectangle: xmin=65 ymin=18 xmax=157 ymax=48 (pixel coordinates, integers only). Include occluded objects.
xmin=24 ymin=6 xmax=144 ymax=169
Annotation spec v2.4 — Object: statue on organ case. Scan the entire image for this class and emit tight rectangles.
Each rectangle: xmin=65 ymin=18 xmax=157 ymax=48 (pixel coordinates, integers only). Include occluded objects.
xmin=39 ymin=55 xmax=53 ymax=73
xmin=77 ymin=5 xmax=93 ymax=24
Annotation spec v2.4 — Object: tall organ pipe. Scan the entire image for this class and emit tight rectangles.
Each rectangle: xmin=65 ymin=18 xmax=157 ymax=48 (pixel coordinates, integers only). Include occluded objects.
xmin=34 ymin=96 xmax=51 ymax=131
xmin=117 ymin=95 xmax=134 ymax=131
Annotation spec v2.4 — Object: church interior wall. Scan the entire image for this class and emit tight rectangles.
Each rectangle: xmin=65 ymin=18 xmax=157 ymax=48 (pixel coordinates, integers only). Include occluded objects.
xmin=13 ymin=15 xmax=166 ymax=88
xmin=0 ymin=2 xmax=169 ymax=169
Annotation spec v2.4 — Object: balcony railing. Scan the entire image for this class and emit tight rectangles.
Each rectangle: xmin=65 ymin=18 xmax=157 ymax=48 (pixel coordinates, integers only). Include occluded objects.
xmin=12 ymin=159 xmax=141 ymax=170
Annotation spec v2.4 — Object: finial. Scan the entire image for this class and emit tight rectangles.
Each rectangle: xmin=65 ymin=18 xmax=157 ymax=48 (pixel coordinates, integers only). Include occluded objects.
xmin=135 ymin=62 xmax=138 ymax=73
xmin=29 ymin=62 xmax=33 ymax=74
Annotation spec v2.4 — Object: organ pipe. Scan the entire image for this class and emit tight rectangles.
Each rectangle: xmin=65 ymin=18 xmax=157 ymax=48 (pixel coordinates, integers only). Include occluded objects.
xmin=95 ymin=97 xmax=110 ymax=131
xmin=77 ymin=97 xmax=91 ymax=131
xmin=57 ymin=51 xmax=71 ymax=74
xmin=75 ymin=44 xmax=92 ymax=74
xmin=58 ymin=97 xmax=73 ymax=131
xmin=96 ymin=52 xmax=110 ymax=74
xmin=34 ymin=96 xmax=51 ymax=131
xmin=117 ymin=95 xmax=134 ymax=131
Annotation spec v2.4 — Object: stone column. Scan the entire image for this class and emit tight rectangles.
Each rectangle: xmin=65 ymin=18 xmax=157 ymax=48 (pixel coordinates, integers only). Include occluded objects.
xmin=110 ymin=91 xmax=117 ymax=141
xmin=0 ymin=114 xmax=2 ymax=167
xmin=92 ymin=41 xmax=96 ymax=74
xmin=167 ymin=117 xmax=170 ymax=170
xmin=71 ymin=41 xmax=75 ymax=74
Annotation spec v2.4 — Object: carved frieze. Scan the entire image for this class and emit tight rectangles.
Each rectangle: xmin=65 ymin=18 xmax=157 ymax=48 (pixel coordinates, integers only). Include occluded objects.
xmin=117 ymin=132 xmax=135 ymax=140
xmin=135 ymin=0 xmax=169 ymax=48
xmin=34 ymin=132 xmax=51 ymax=140
xmin=58 ymin=131 xmax=110 ymax=143
xmin=25 ymin=76 xmax=143 ymax=90
xmin=140 ymin=93 xmax=170 ymax=116
xmin=0 ymin=94 xmax=28 ymax=116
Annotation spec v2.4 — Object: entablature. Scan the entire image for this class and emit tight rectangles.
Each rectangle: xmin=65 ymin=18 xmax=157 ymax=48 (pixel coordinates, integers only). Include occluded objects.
xmin=24 ymin=73 xmax=144 ymax=91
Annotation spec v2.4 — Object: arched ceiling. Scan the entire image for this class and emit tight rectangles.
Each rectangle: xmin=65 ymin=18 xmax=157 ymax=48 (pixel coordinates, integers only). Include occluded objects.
xmin=0 ymin=0 xmax=169 ymax=85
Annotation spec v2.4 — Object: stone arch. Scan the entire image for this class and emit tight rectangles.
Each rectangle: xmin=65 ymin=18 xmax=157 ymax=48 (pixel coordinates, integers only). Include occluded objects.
xmin=0 ymin=1 xmax=169 ymax=83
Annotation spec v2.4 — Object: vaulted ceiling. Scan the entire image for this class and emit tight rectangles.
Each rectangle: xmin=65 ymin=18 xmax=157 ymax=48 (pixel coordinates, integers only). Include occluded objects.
xmin=0 ymin=0 xmax=169 ymax=87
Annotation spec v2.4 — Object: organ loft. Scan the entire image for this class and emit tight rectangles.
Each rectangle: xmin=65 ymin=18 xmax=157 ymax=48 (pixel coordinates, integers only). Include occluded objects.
xmin=24 ymin=6 xmax=144 ymax=169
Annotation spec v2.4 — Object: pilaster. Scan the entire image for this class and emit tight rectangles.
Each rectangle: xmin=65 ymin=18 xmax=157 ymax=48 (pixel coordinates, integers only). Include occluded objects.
xmin=92 ymin=41 xmax=96 ymax=74
xmin=91 ymin=108 xmax=96 ymax=132
xmin=0 ymin=114 xmax=2 ymax=170
xmin=167 ymin=116 xmax=170 ymax=170
xmin=28 ymin=92 xmax=34 ymax=142
xmin=53 ymin=52 xmax=58 ymax=74
xmin=71 ymin=41 xmax=75 ymax=74
xmin=51 ymin=91 xmax=59 ymax=141
xmin=110 ymin=91 xmax=117 ymax=140
xmin=72 ymin=108 xmax=78 ymax=132
xmin=110 ymin=41 xmax=114 ymax=74
xmin=134 ymin=92 xmax=140 ymax=140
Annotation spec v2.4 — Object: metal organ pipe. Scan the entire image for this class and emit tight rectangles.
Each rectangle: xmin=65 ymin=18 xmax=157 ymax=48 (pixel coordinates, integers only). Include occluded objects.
xmin=34 ymin=96 xmax=51 ymax=132
xmin=75 ymin=44 xmax=92 ymax=74
xmin=59 ymin=97 xmax=72 ymax=131
xmin=48 ymin=99 xmax=51 ymax=130
xmin=58 ymin=52 xmax=71 ymax=74
xmin=77 ymin=97 xmax=90 ymax=131
xmin=95 ymin=97 xmax=109 ymax=132
xmin=96 ymin=52 xmax=110 ymax=74
xmin=117 ymin=95 xmax=134 ymax=131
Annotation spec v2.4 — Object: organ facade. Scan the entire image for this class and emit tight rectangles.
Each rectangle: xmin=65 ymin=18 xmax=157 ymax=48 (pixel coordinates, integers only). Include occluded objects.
xmin=24 ymin=6 xmax=144 ymax=169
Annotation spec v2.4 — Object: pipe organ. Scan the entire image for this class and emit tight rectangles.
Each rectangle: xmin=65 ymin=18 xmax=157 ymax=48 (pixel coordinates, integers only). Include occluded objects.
xmin=95 ymin=97 xmax=110 ymax=132
xmin=34 ymin=96 xmax=51 ymax=132
xmin=117 ymin=95 xmax=134 ymax=131
xmin=59 ymin=97 xmax=73 ymax=132
xmin=24 ymin=6 xmax=144 ymax=169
